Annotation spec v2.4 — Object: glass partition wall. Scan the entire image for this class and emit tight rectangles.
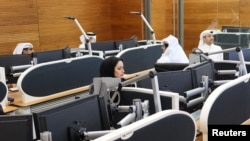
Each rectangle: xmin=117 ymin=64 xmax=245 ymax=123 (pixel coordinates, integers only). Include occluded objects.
xmin=150 ymin=0 xmax=249 ymax=55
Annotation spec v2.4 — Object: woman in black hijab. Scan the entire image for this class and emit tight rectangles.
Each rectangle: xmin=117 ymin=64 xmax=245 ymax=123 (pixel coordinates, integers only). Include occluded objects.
xmin=100 ymin=56 xmax=125 ymax=78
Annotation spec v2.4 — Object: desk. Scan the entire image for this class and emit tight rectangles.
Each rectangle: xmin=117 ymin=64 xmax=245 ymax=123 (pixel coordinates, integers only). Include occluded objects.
xmin=124 ymin=68 xmax=155 ymax=80
xmin=242 ymin=118 xmax=250 ymax=125
xmin=3 ymin=105 xmax=18 ymax=113
xmin=8 ymin=85 xmax=90 ymax=107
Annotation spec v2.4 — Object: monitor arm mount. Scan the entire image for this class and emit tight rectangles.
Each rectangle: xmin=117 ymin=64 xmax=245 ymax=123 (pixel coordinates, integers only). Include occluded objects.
xmin=63 ymin=16 xmax=93 ymax=55
xmin=120 ymin=70 xmax=162 ymax=112
xmin=179 ymin=75 xmax=209 ymax=108
xmin=90 ymin=77 xmax=151 ymax=128
xmin=71 ymin=71 xmax=164 ymax=141
xmin=69 ymin=99 xmax=149 ymax=141
xmin=10 ymin=64 xmax=33 ymax=77
xmin=130 ymin=11 xmax=156 ymax=44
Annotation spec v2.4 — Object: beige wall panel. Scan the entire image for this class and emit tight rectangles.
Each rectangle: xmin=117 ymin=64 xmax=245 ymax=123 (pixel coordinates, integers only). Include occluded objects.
xmin=0 ymin=0 xmax=39 ymax=55
xmin=37 ymin=1 xmax=113 ymax=50
xmin=151 ymin=0 xmax=174 ymax=40
xmin=111 ymin=0 xmax=143 ymax=40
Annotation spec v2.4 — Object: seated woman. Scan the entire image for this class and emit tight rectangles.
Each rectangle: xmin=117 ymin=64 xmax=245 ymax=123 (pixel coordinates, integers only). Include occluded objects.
xmin=99 ymin=56 xmax=125 ymax=79
xmin=12 ymin=42 xmax=34 ymax=55
xmin=89 ymin=56 xmax=125 ymax=94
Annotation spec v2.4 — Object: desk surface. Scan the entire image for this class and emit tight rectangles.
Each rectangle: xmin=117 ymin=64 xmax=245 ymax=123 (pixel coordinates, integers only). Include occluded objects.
xmin=242 ymin=118 xmax=250 ymax=125
xmin=124 ymin=68 xmax=155 ymax=80
xmin=8 ymin=85 xmax=89 ymax=107
xmin=3 ymin=105 xmax=18 ymax=113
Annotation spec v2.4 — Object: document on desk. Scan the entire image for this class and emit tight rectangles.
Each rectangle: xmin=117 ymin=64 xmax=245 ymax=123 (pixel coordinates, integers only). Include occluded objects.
xmin=9 ymin=87 xmax=18 ymax=92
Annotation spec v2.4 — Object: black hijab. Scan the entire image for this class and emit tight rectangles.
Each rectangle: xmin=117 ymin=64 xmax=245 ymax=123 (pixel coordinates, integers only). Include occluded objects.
xmin=99 ymin=56 xmax=123 ymax=77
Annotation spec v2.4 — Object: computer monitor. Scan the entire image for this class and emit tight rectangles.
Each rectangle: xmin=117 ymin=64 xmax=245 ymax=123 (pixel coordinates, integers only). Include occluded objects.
xmin=0 ymin=114 xmax=33 ymax=141
xmin=187 ymin=60 xmax=215 ymax=88
xmin=87 ymin=41 xmax=116 ymax=51
xmin=154 ymin=63 xmax=189 ymax=72
xmin=214 ymin=33 xmax=240 ymax=46
xmin=32 ymin=47 xmax=70 ymax=64
xmin=224 ymin=48 xmax=250 ymax=61
xmin=63 ymin=45 xmax=71 ymax=59
xmin=136 ymin=70 xmax=193 ymax=111
xmin=0 ymin=54 xmax=32 ymax=84
xmin=115 ymin=38 xmax=138 ymax=50
xmin=213 ymin=62 xmax=238 ymax=80
xmin=214 ymin=33 xmax=250 ymax=49
xmin=221 ymin=26 xmax=250 ymax=33
xmin=33 ymin=94 xmax=110 ymax=141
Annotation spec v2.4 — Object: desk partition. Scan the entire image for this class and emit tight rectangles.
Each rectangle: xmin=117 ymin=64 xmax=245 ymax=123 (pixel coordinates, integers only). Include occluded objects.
xmin=17 ymin=56 xmax=103 ymax=103
xmin=94 ymin=109 xmax=196 ymax=141
xmin=116 ymin=44 xmax=162 ymax=74
xmin=199 ymin=73 xmax=250 ymax=141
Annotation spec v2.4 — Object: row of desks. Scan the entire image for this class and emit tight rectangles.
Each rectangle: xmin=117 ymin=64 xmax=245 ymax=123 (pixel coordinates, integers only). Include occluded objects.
xmin=4 ymin=68 xmax=155 ymax=113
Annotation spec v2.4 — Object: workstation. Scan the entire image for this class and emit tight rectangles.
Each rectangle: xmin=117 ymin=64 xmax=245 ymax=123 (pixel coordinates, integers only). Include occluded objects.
xmin=1 ymin=40 xmax=250 ymax=141
xmin=1 ymin=1 xmax=250 ymax=141
xmin=0 ymin=42 xmax=169 ymax=141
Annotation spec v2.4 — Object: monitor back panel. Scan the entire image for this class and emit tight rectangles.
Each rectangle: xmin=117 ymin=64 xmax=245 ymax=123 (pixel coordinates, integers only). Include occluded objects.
xmin=117 ymin=44 xmax=162 ymax=74
xmin=88 ymin=41 xmax=116 ymax=51
xmin=18 ymin=56 xmax=103 ymax=98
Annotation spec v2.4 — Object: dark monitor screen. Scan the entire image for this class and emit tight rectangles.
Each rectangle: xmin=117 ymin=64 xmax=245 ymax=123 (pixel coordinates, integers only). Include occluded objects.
xmin=224 ymin=48 xmax=250 ymax=61
xmin=0 ymin=54 xmax=32 ymax=83
xmin=214 ymin=33 xmax=250 ymax=49
xmin=115 ymin=38 xmax=138 ymax=49
xmin=134 ymin=70 xmax=193 ymax=112
xmin=0 ymin=114 xmax=33 ymax=141
xmin=63 ymin=46 xmax=71 ymax=59
xmin=239 ymin=34 xmax=250 ymax=47
xmin=187 ymin=60 xmax=215 ymax=88
xmin=137 ymin=70 xmax=192 ymax=95
xmin=213 ymin=62 xmax=238 ymax=80
xmin=221 ymin=26 xmax=250 ymax=33
xmin=32 ymin=48 xmax=70 ymax=64
xmin=157 ymin=70 xmax=193 ymax=95
xmin=214 ymin=33 xmax=240 ymax=45
xmin=87 ymin=41 xmax=116 ymax=51
xmin=154 ymin=63 xmax=189 ymax=72
xmin=33 ymin=94 xmax=110 ymax=141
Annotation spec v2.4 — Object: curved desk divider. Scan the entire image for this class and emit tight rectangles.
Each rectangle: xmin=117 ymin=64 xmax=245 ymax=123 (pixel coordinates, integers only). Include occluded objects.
xmin=199 ymin=73 xmax=250 ymax=141
xmin=94 ymin=109 xmax=196 ymax=141
xmin=116 ymin=44 xmax=162 ymax=74
xmin=17 ymin=56 xmax=103 ymax=103
xmin=0 ymin=81 xmax=8 ymax=110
